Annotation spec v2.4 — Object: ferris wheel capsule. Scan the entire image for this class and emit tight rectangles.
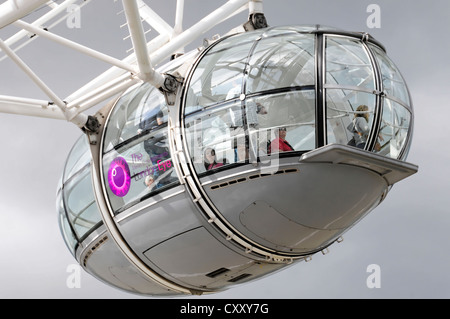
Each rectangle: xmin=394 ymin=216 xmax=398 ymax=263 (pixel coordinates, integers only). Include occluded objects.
xmin=57 ymin=24 xmax=417 ymax=296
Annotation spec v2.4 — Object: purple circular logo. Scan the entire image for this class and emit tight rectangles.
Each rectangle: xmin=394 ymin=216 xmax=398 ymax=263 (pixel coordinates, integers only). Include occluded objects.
xmin=107 ymin=157 xmax=131 ymax=197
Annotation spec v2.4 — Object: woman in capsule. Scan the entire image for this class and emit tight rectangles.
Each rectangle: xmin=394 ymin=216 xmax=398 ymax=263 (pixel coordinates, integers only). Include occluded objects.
xmin=204 ymin=147 xmax=225 ymax=170
xmin=352 ymin=104 xmax=371 ymax=149
xmin=268 ymin=127 xmax=294 ymax=154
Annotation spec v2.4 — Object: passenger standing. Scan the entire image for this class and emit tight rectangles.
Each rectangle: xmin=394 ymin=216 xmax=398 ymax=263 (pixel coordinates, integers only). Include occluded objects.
xmin=352 ymin=104 xmax=370 ymax=149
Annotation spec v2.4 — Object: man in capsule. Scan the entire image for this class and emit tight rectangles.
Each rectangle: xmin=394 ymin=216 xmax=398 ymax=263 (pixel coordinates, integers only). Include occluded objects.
xmin=138 ymin=107 xmax=169 ymax=162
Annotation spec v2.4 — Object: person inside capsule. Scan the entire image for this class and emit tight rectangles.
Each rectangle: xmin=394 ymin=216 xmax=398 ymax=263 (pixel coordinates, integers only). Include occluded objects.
xmin=268 ymin=126 xmax=294 ymax=154
xmin=144 ymin=175 xmax=155 ymax=189
xmin=349 ymin=104 xmax=370 ymax=149
xmin=204 ymin=147 xmax=226 ymax=170
xmin=138 ymin=106 xmax=165 ymax=162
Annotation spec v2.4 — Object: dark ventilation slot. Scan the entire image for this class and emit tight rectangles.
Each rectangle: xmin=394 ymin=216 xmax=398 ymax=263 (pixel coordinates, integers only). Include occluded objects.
xmin=83 ymin=235 xmax=108 ymax=267
xmin=206 ymin=267 xmax=230 ymax=278
xmin=210 ymin=168 xmax=299 ymax=191
xmin=228 ymin=273 xmax=251 ymax=283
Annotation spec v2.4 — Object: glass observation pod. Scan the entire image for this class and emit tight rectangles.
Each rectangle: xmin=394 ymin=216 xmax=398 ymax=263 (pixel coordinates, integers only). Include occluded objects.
xmin=57 ymin=25 xmax=418 ymax=296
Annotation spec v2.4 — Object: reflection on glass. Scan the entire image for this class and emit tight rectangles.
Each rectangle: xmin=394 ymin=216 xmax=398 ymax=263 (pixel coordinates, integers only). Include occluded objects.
xmin=102 ymin=83 xmax=178 ymax=214
xmin=57 ymin=189 xmax=77 ymax=256
xmin=326 ymin=89 xmax=376 ymax=149
xmin=183 ymin=26 xmax=413 ymax=175
xmin=59 ymin=135 xmax=102 ymax=253
xmin=64 ymin=135 xmax=91 ymax=182
xmin=185 ymin=91 xmax=315 ymax=174
xmin=185 ymin=101 xmax=235 ymax=173
xmin=376 ymin=98 xmax=411 ymax=159
xmin=370 ymin=44 xmax=410 ymax=107
xmin=184 ymin=28 xmax=319 ymax=173
xmin=63 ymin=164 xmax=102 ymax=239
xmin=185 ymin=35 xmax=255 ymax=110
xmin=246 ymin=33 xmax=315 ymax=93
xmin=103 ymin=83 xmax=153 ymax=152
xmin=326 ymin=36 xmax=375 ymax=90
xmin=249 ymin=92 xmax=316 ymax=153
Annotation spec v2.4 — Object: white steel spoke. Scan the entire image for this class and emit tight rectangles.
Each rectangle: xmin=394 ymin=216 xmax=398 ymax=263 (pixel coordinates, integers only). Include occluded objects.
xmin=0 ymin=95 xmax=64 ymax=119
xmin=0 ymin=0 xmax=257 ymax=125
xmin=13 ymin=19 xmax=137 ymax=74
xmin=0 ymin=0 xmax=49 ymax=29
xmin=122 ymin=0 xmax=165 ymax=86
xmin=136 ymin=0 xmax=173 ymax=36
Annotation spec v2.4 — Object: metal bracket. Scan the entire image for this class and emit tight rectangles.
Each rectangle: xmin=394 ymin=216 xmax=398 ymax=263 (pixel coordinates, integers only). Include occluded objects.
xmin=81 ymin=114 xmax=100 ymax=135
xmin=243 ymin=13 xmax=268 ymax=31
xmin=250 ymin=13 xmax=268 ymax=29
xmin=159 ymin=73 xmax=183 ymax=106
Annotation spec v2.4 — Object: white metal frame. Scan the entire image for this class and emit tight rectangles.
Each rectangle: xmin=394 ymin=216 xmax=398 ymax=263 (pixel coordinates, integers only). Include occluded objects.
xmin=0 ymin=0 xmax=263 ymax=129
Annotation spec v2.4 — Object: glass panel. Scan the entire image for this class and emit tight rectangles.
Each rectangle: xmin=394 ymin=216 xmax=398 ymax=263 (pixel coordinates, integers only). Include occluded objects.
xmin=248 ymin=91 xmax=316 ymax=155
xmin=185 ymin=90 xmax=315 ymax=174
xmin=326 ymin=36 xmax=375 ymax=90
xmin=185 ymin=101 xmax=238 ymax=174
xmin=103 ymin=126 xmax=178 ymax=214
xmin=63 ymin=135 xmax=91 ymax=181
xmin=261 ymin=25 xmax=341 ymax=36
xmin=326 ymin=89 xmax=376 ymax=149
xmin=246 ymin=33 xmax=315 ymax=93
xmin=63 ymin=164 xmax=102 ymax=239
xmin=102 ymin=83 xmax=177 ymax=213
xmin=376 ymin=98 xmax=411 ymax=159
xmin=370 ymin=44 xmax=410 ymax=107
xmin=103 ymin=82 xmax=155 ymax=152
xmin=57 ymin=189 xmax=77 ymax=256
xmin=185 ymin=35 xmax=255 ymax=111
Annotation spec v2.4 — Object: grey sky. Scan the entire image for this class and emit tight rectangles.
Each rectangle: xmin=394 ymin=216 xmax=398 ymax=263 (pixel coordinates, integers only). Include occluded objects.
xmin=0 ymin=0 xmax=448 ymax=299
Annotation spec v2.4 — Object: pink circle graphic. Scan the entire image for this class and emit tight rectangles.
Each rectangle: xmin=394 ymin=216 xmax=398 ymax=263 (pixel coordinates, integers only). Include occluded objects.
xmin=107 ymin=157 xmax=131 ymax=197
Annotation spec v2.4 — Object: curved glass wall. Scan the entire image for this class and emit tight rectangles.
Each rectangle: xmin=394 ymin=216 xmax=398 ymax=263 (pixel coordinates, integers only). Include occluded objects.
xmin=102 ymin=82 xmax=179 ymax=214
xmin=57 ymin=189 xmax=77 ymax=256
xmin=369 ymin=44 xmax=412 ymax=160
xmin=182 ymin=26 xmax=413 ymax=176
xmin=324 ymin=35 xmax=379 ymax=151
xmin=326 ymin=36 xmax=376 ymax=90
xmin=378 ymin=98 xmax=411 ymax=159
xmin=57 ymin=135 xmax=103 ymax=255
xmin=370 ymin=44 xmax=410 ymax=106
xmin=184 ymin=27 xmax=317 ymax=174
xmin=326 ymin=89 xmax=376 ymax=146
xmin=246 ymin=32 xmax=316 ymax=92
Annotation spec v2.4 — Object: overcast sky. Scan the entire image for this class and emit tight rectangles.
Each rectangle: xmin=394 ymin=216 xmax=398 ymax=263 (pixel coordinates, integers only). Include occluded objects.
xmin=0 ymin=0 xmax=448 ymax=299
